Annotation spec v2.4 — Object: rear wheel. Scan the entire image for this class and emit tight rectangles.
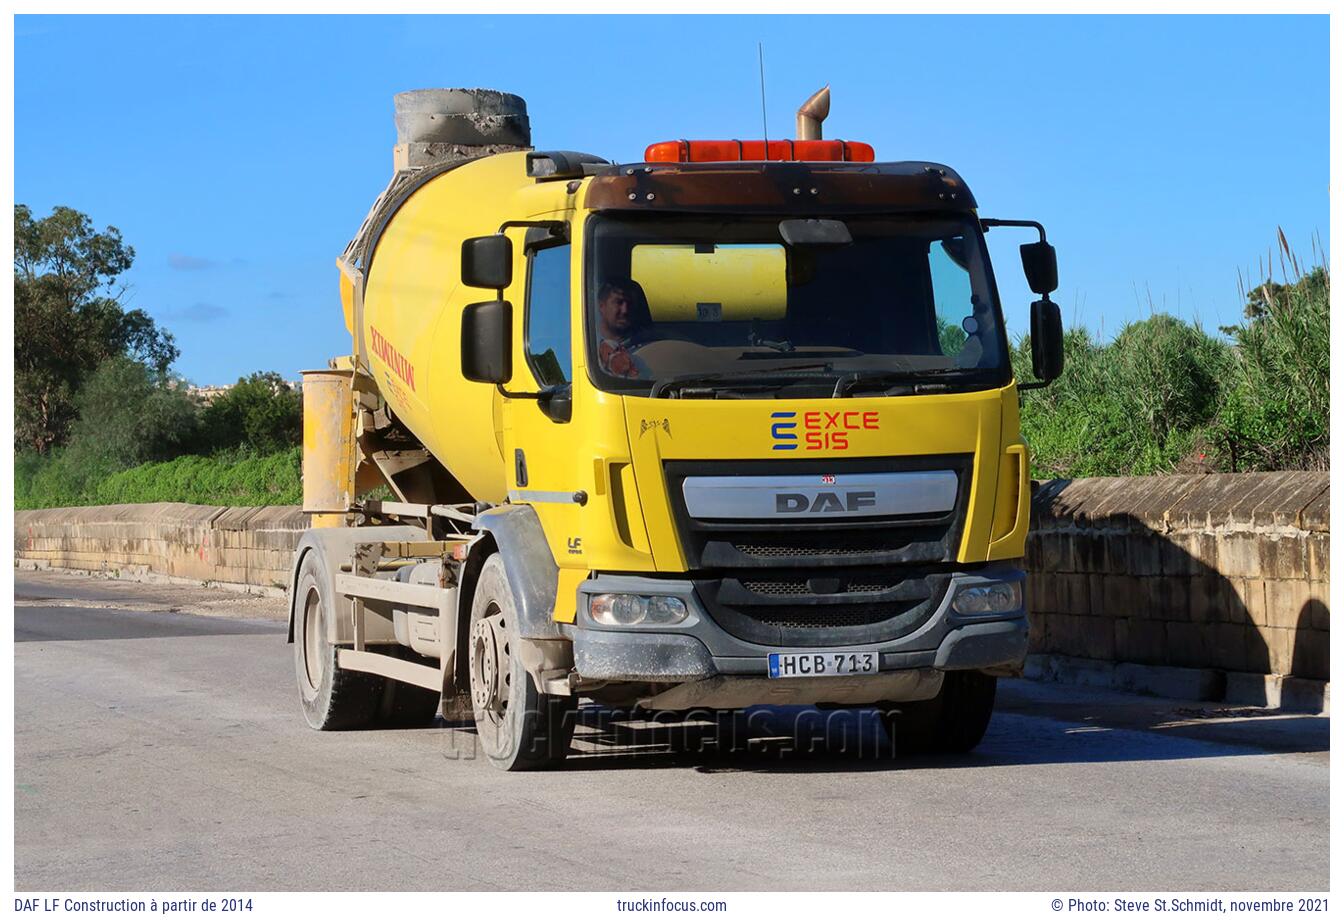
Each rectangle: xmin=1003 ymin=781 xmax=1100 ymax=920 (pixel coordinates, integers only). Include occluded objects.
xmin=467 ymin=555 xmax=576 ymax=770
xmin=880 ymin=671 xmax=997 ymax=755
xmin=293 ymin=550 xmax=383 ymax=730
xmin=376 ymin=647 xmax=443 ymax=726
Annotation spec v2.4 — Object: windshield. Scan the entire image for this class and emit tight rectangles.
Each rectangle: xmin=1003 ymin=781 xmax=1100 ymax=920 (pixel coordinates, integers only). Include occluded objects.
xmin=585 ymin=213 xmax=1010 ymax=397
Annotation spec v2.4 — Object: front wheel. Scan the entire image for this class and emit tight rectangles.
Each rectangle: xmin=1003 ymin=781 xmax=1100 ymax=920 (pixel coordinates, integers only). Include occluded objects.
xmin=467 ymin=555 xmax=576 ymax=770
xmin=879 ymin=670 xmax=997 ymax=755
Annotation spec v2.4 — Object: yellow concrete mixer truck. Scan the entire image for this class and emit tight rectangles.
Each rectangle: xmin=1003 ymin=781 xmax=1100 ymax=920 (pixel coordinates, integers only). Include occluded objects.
xmin=288 ymin=87 xmax=1064 ymax=769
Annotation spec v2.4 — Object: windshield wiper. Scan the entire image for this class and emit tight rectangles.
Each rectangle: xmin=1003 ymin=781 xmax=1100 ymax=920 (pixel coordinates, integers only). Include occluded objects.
xmin=650 ymin=363 xmax=834 ymax=398
xmin=747 ymin=332 xmax=794 ymax=352
xmin=832 ymin=367 xmax=986 ymax=398
xmin=747 ymin=321 xmax=793 ymax=353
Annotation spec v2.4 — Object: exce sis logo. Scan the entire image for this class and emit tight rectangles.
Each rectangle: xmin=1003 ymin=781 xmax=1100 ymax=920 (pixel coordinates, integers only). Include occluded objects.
xmin=770 ymin=410 xmax=880 ymax=451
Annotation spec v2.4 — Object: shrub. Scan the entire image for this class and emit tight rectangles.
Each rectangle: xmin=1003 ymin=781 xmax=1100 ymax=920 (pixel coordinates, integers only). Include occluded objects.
xmin=1212 ymin=263 xmax=1328 ymax=471
xmin=1017 ymin=316 xmax=1230 ymax=478
xmin=1018 ymin=231 xmax=1326 ymax=478
xmin=14 ymin=448 xmax=111 ymax=509
xmin=91 ymin=448 xmax=303 ymax=506
xmin=15 ymin=448 xmax=301 ymax=509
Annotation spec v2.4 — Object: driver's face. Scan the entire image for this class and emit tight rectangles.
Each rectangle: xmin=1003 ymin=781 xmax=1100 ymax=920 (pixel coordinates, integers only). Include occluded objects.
xmin=599 ymin=290 xmax=634 ymax=336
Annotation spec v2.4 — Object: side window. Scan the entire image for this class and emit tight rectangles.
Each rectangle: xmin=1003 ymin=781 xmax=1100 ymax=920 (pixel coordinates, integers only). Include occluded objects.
xmin=928 ymin=235 xmax=999 ymax=369
xmin=525 ymin=244 xmax=572 ymax=387
xmin=929 ymin=237 xmax=975 ymax=356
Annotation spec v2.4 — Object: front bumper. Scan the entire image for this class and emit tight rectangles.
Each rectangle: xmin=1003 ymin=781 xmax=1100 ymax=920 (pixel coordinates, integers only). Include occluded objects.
xmin=569 ymin=564 xmax=1027 ymax=683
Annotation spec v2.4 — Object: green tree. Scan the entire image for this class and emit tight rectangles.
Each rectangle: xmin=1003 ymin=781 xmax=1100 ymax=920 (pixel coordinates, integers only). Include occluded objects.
xmin=15 ymin=204 xmax=178 ymax=452
xmin=201 ymin=372 xmax=302 ymax=453
xmin=66 ymin=357 xmax=201 ymax=468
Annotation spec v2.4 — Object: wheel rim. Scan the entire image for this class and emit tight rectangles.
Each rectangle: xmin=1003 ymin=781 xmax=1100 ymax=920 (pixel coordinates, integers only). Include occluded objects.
xmin=469 ymin=603 xmax=510 ymax=725
xmin=301 ymin=585 xmax=326 ymax=691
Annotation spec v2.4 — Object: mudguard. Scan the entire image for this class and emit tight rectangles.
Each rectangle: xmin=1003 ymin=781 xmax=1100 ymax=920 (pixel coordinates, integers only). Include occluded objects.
xmin=469 ymin=504 xmax=565 ymax=641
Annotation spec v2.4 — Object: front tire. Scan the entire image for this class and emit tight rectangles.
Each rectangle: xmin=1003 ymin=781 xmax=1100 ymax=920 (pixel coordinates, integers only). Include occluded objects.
xmin=293 ymin=549 xmax=384 ymax=730
xmin=467 ymin=555 xmax=576 ymax=770
xmin=880 ymin=670 xmax=997 ymax=755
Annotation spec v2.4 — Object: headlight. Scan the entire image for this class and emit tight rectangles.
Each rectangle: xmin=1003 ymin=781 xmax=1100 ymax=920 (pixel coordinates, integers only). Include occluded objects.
xmin=951 ymin=581 xmax=1023 ymax=616
xmin=590 ymin=593 xmax=688 ymax=626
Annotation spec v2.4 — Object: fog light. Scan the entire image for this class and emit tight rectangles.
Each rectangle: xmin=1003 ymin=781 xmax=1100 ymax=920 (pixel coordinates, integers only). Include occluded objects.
xmin=589 ymin=593 xmax=688 ymax=626
xmin=952 ymin=581 xmax=1023 ymax=616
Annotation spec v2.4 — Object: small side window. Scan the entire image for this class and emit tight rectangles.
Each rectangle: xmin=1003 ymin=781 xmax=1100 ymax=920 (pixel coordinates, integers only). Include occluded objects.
xmin=525 ymin=244 xmax=572 ymax=387
xmin=930 ymin=237 xmax=975 ymax=356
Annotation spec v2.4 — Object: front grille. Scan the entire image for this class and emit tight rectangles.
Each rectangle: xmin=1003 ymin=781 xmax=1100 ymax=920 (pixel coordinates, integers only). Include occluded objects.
xmin=666 ymin=456 xmax=971 ymax=570
xmin=722 ymin=530 xmax=948 ymax=564
xmin=693 ymin=572 xmax=954 ymax=647
xmin=664 ymin=455 xmax=972 ymax=648
xmin=741 ymin=579 xmax=809 ymax=596
xmin=734 ymin=534 xmax=908 ymax=558
xmin=739 ymin=574 xmax=905 ymax=596
xmin=749 ymin=601 xmax=920 ymax=630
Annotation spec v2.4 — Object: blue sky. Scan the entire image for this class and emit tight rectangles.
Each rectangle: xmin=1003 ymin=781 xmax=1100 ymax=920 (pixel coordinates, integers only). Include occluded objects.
xmin=15 ymin=14 xmax=1329 ymax=385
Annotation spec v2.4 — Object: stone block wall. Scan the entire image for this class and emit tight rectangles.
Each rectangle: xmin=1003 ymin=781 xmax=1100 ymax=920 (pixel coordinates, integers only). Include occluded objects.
xmin=1026 ymin=472 xmax=1329 ymax=680
xmin=15 ymin=503 xmax=307 ymax=591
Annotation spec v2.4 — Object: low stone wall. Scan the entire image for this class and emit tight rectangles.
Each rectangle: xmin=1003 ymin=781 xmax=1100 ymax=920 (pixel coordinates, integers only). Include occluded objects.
xmin=13 ymin=471 xmax=1331 ymax=691
xmin=15 ymin=503 xmax=307 ymax=591
xmin=1026 ymin=472 xmax=1329 ymax=685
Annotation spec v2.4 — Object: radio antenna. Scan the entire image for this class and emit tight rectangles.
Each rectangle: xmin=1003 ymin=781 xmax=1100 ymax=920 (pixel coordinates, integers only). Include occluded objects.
xmin=758 ymin=42 xmax=769 ymax=149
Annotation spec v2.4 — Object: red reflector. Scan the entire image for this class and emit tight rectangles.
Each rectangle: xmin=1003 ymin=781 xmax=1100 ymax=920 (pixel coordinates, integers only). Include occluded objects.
xmin=645 ymin=139 xmax=875 ymax=163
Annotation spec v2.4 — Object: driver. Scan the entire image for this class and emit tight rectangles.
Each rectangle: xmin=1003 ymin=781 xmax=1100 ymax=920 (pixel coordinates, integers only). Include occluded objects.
xmin=595 ymin=279 xmax=653 ymax=379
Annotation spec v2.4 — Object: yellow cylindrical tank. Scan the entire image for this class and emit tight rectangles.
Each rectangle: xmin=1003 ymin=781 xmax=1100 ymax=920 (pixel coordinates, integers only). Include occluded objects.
xmin=357 ymin=152 xmax=558 ymax=504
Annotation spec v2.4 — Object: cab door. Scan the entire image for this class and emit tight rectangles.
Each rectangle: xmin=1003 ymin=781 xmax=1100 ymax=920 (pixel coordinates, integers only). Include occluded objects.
xmin=499 ymin=220 xmax=587 ymax=617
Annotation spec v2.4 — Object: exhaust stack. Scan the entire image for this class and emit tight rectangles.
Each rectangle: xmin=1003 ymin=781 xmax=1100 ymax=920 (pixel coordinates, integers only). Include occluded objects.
xmin=796 ymin=85 xmax=831 ymax=141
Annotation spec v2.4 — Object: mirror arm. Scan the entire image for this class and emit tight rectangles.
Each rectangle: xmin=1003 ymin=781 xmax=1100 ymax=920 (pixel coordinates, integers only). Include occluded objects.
xmin=496 ymin=383 xmax=572 ymax=423
xmin=980 ymin=217 xmax=1048 ymax=242
xmin=495 ymin=383 xmax=548 ymax=400
xmin=1018 ymin=379 xmax=1050 ymax=391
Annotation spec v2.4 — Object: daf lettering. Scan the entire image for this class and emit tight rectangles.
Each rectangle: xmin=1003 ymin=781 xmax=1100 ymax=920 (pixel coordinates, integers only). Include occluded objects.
xmin=775 ymin=490 xmax=879 ymax=514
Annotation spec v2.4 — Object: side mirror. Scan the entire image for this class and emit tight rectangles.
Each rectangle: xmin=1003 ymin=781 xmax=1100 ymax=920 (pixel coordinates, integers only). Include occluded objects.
xmin=1030 ymin=298 xmax=1065 ymax=384
xmin=461 ymin=300 xmax=512 ymax=384
xmin=1020 ymin=240 xmax=1058 ymax=295
xmin=462 ymin=235 xmax=512 ymax=289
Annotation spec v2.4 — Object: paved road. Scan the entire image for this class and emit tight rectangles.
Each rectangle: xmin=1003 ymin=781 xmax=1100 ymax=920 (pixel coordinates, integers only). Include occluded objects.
xmin=14 ymin=571 xmax=1329 ymax=891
